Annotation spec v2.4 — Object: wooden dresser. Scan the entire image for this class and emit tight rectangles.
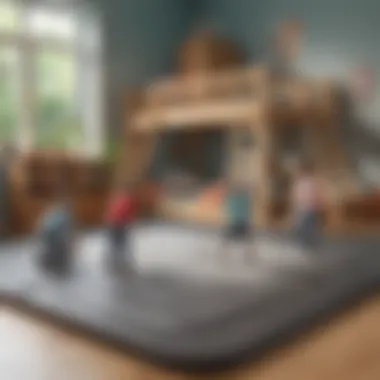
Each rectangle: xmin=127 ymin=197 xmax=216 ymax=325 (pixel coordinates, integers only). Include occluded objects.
xmin=8 ymin=152 xmax=112 ymax=235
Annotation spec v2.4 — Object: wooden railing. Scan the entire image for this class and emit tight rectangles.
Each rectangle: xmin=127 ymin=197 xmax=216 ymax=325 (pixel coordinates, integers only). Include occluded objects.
xmin=132 ymin=65 xmax=337 ymax=113
xmin=144 ymin=66 xmax=268 ymax=108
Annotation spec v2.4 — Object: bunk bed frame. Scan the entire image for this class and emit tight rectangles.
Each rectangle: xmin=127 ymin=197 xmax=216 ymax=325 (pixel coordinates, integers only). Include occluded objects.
xmin=124 ymin=65 xmax=357 ymax=229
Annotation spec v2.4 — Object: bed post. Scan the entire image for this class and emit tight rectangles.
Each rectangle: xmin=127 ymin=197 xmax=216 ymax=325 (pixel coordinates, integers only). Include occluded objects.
xmin=254 ymin=102 xmax=275 ymax=228
xmin=314 ymin=81 xmax=357 ymax=233
xmin=113 ymin=90 xmax=156 ymax=190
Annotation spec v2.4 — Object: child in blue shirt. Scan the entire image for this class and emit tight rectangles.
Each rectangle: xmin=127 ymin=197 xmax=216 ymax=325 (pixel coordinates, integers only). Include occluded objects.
xmin=38 ymin=182 xmax=73 ymax=274
xmin=222 ymin=182 xmax=253 ymax=263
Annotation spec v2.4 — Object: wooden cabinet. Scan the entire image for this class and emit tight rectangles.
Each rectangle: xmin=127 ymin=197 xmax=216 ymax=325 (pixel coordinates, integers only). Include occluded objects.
xmin=9 ymin=152 xmax=112 ymax=235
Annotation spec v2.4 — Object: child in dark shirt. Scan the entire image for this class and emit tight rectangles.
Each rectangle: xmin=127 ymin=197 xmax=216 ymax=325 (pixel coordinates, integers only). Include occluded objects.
xmin=38 ymin=181 xmax=73 ymax=274
xmin=106 ymin=182 xmax=138 ymax=271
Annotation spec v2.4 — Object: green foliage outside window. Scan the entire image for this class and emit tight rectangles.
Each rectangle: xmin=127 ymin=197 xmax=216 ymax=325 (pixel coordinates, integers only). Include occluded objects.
xmin=0 ymin=47 xmax=83 ymax=149
xmin=0 ymin=1 xmax=20 ymax=32
xmin=0 ymin=47 xmax=18 ymax=143
xmin=35 ymin=51 xmax=82 ymax=150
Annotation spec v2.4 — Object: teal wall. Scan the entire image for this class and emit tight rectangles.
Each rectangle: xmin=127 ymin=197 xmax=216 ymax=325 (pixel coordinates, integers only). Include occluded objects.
xmin=99 ymin=0 xmax=199 ymax=133
xmin=98 ymin=0 xmax=380 ymax=122
xmin=94 ymin=0 xmax=380 ymax=182
xmin=198 ymin=0 xmax=380 ymax=184
xmin=200 ymin=0 xmax=380 ymax=78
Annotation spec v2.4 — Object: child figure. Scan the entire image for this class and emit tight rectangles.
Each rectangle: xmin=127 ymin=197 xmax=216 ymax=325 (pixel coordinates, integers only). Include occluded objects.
xmin=106 ymin=182 xmax=138 ymax=272
xmin=39 ymin=189 xmax=73 ymax=274
xmin=292 ymin=161 xmax=323 ymax=254
xmin=222 ymin=180 xmax=253 ymax=263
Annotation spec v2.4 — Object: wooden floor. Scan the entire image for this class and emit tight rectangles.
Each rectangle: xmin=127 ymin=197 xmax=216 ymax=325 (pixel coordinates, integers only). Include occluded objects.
xmin=1 ymin=297 xmax=380 ymax=380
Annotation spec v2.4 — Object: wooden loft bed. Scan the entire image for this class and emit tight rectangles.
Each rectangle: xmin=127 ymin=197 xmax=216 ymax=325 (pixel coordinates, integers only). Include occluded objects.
xmin=125 ymin=65 xmax=359 ymax=230
xmin=131 ymin=67 xmax=336 ymax=130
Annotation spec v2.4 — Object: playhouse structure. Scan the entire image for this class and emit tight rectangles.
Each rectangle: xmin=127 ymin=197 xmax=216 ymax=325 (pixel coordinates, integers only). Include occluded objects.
xmin=121 ymin=65 xmax=361 ymax=230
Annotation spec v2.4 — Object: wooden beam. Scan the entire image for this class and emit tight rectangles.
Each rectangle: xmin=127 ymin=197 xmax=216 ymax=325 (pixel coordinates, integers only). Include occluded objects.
xmin=132 ymin=99 xmax=262 ymax=131
xmin=253 ymin=105 xmax=275 ymax=227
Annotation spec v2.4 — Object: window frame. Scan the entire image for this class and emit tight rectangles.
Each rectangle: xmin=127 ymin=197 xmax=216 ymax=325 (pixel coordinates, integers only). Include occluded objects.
xmin=0 ymin=1 xmax=104 ymax=157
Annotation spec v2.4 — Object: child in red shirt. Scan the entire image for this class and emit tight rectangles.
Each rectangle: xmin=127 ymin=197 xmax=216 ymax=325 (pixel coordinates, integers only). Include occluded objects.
xmin=106 ymin=184 xmax=138 ymax=271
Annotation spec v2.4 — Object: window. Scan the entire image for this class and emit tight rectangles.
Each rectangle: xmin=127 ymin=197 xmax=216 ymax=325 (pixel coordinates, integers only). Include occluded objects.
xmin=0 ymin=1 xmax=20 ymax=31
xmin=0 ymin=1 xmax=103 ymax=156
xmin=0 ymin=46 xmax=20 ymax=142
xmin=35 ymin=50 xmax=80 ymax=149
xmin=27 ymin=8 xmax=76 ymax=40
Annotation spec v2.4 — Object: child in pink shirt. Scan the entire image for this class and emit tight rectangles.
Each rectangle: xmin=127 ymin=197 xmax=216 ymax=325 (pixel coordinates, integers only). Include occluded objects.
xmin=292 ymin=161 xmax=324 ymax=254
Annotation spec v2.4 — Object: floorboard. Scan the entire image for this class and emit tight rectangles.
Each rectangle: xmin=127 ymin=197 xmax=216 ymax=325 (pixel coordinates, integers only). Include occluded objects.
xmin=1 ymin=296 xmax=380 ymax=380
